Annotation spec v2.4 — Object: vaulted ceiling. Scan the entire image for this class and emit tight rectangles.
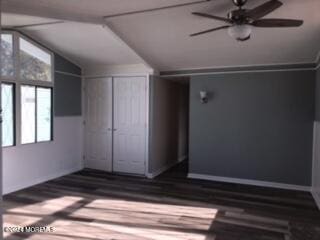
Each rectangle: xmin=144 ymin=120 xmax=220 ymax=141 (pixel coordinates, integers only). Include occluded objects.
xmin=2 ymin=0 xmax=320 ymax=72
xmin=2 ymin=13 xmax=145 ymax=68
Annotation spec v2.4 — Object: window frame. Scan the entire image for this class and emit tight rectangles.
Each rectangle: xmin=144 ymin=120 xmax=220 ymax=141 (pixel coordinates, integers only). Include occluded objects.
xmin=20 ymin=84 xmax=36 ymax=145
xmin=1 ymin=30 xmax=55 ymax=147
xmin=17 ymin=34 xmax=54 ymax=87
xmin=20 ymin=84 xmax=53 ymax=145
xmin=36 ymin=86 xmax=53 ymax=143
xmin=1 ymin=82 xmax=16 ymax=148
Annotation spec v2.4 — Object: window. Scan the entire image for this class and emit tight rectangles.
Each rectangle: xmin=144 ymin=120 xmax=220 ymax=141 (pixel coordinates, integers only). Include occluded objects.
xmin=36 ymin=87 xmax=52 ymax=142
xmin=0 ymin=31 xmax=54 ymax=146
xmin=19 ymin=37 xmax=52 ymax=82
xmin=21 ymin=85 xmax=36 ymax=144
xmin=1 ymin=83 xmax=15 ymax=147
xmin=1 ymin=34 xmax=14 ymax=77
xmin=21 ymin=86 xmax=52 ymax=144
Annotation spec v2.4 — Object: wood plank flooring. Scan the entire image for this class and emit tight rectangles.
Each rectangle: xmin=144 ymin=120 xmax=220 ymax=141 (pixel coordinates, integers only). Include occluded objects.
xmin=3 ymin=161 xmax=320 ymax=240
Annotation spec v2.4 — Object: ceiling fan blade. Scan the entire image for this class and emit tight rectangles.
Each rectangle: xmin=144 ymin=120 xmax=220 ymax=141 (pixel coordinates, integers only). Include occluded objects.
xmin=192 ymin=12 xmax=232 ymax=24
xmin=7 ymin=21 xmax=65 ymax=29
xmin=190 ymin=25 xmax=230 ymax=37
xmin=246 ymin=0 xmax=283 ymax=20
xmin=252 ymin=18 xmax=303 ymax=27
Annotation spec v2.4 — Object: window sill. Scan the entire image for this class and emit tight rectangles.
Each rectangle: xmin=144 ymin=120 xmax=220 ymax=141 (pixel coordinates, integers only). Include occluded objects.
xmin=18 ymin=140 xmax=54 ymax=147
xmin=2 ymin=145 xmax=16 ymax=149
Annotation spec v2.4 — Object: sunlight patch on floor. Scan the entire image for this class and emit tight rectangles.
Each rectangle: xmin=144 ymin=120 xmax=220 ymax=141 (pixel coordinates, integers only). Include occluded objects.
xmin=4 ymin=196 xmax=217 ymax=240
xmin=4 ymin=196 xmax=84 ymax=239
xmin=82 ymin=198 xmax=217 ymax=240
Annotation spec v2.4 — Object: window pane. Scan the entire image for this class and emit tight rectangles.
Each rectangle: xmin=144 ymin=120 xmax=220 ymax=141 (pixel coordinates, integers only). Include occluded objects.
xmin=21 ymin=85 xmax=36 ymax=144
xmin=1 ymin=84 xmax=14 ymax=147
xmin=37 ymin=88 xmax=52 ymax=142
xmin=1 ymin=34 xmax=14 ymax=77
xmin=19 ymin=37 xmax=52 ymax=82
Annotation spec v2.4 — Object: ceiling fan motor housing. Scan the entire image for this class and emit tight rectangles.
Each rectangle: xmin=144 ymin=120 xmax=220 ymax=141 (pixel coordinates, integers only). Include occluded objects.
xmin=228 ymin=9 xmax=250 ymax=24
xmin=232 ymin=0 xmax=248 ymax=7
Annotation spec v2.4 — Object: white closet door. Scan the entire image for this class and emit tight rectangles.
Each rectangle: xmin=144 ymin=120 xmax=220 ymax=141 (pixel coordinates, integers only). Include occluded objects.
xmin=85 ymin=78 xmax=112 ymax=171
xmin=113 ymin=77 xmax=147 ymax=175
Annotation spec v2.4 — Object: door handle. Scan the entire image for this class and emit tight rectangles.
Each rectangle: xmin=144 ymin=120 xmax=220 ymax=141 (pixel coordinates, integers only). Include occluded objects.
xmin=107 ymin=128 xmax=117 ymax=131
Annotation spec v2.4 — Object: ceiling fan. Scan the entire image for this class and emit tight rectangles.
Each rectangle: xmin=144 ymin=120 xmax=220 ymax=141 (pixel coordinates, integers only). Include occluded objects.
xmin=190 ymin=0 xmax=303 ymax=41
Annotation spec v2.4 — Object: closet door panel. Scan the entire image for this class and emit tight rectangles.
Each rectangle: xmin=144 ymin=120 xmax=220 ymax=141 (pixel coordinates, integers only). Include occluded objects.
xmin=113 ymin=77 xmax=147 ymax=175
xmin=85 ymin=77 xmax=112 ymax=171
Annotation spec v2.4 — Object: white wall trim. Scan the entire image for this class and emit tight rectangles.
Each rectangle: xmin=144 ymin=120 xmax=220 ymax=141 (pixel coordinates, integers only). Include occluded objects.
xmin=160 ymin=67 xmax=316 ymax=78
xmin=147 ymin=155 xmax=187 ymax=179
xmin=55 ymin=70 xmax=82 ymax=78
xmin=4 ymin=166 xmax=83 ymax=195
xmin=84 ymin=73 xmax=152 ymax=80
xmin=188 ymin=173 xmax=311 ymax=192
xmin=172 ymin=61 xmax=314 ymax=71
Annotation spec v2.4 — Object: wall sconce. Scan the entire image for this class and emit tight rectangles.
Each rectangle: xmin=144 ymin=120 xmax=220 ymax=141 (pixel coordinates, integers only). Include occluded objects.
xmin=200 ymin=91 xmax=208 ymax=104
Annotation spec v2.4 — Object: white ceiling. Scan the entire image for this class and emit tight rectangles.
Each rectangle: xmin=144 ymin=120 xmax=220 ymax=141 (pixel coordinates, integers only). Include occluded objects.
xmin=2 ymin=0 xmax=320 ymax=71
xmin=2 ymin=13 xmax=145 ymax=68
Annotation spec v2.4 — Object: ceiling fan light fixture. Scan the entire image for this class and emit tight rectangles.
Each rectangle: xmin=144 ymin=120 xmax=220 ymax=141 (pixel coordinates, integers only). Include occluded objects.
xmin=227 ymin=24 xmax=252 ymax=41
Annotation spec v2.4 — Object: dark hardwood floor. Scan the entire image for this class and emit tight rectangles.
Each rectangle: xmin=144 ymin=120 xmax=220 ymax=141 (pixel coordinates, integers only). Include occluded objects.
xmin=3 ymin=161 xmax=320 ymax=240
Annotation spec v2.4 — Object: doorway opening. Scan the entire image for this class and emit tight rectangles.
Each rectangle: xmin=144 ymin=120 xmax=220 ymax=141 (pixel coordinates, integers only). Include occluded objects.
xmin=159 ymin=77 xmax=190 ymax=179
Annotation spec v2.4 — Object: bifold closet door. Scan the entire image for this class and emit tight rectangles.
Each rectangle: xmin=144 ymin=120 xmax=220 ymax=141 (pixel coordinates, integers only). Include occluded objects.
xmin=113 ymin=77 xmax=147 ymax=175
xmin=85 ymin=78 xmax=112 ymax=171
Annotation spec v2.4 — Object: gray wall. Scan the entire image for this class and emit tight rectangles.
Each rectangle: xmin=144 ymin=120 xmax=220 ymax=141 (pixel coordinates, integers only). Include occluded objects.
xmin=315 ymin=67 xmax=320 ymax=121
xmin=55 ymin=54 xmax=81 ymax=76
xmin=313 ymin=65 xmax=320 ymax=209
xmin=54 ymin=54 xmax=82 ymax=116
xmin=149 ymin=76 xmax=188 ymax=173
xmin=189 ymin=70 xmax=315 ymax=186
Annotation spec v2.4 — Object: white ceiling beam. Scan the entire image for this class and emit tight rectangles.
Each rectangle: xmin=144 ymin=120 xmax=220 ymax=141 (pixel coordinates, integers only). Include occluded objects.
xmin=103 ymin=0 xmax=211 ymax=19
xmin=102 ymin=21 xmax=158 ymax=73
xmin=2 ymin=1 xmax=103 ymax=25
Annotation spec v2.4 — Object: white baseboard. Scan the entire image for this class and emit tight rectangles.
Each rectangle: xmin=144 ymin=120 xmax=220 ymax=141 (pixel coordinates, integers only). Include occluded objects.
xmin=147 ymin=155 xmax=187 ymax=179
xmin=311 ymin=189 xmax=320 ymax=210
xmin=3 ymin=165 xmax=84 ymax=195
xmin=178 ymin=155 xmax=187 ymax=163
xmin=188 ymin=173 xmax=311 ymax=192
